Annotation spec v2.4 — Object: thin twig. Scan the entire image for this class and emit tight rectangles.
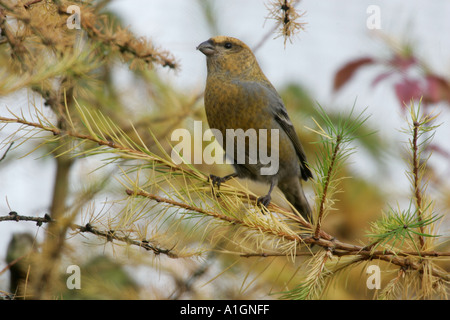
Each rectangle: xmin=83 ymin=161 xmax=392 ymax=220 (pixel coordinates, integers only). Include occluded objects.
xmin=253 ymin=24 xmax=279 ymax=53
xmin=314 ymin=135 xmax=342 ymax=239
xmin=0 ymin=142 xmax=13 ymax=162
xmin=0 ymin=115 xmax=203 ymax=180
xmin=412 ymin=121 xmax=425 ymax=248
xmin=0 ymin=212 xmax=178 ymax=258
xmin=23 ymin=0 xmax=43 ymax=9
xmin=77 ymin=223 xmax=178 ymax=258
xmin=0 ymin=211 xmax=52 ymax=225
xmin=240 ymin=250 xmax=450 ymax=258
xmin=127 ymin=189 xmax=264 ymax=227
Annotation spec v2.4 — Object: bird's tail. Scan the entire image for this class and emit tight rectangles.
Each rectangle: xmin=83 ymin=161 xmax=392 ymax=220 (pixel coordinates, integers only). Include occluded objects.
xmin=278 ymin=177 xmax=313 ymax=223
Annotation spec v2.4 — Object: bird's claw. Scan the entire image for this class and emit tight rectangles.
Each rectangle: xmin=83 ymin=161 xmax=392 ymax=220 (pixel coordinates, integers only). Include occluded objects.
xmin=209 ymin=174 xmax=226 ymax=189
xmin=257 ymin=194 xmax=271 ymax=208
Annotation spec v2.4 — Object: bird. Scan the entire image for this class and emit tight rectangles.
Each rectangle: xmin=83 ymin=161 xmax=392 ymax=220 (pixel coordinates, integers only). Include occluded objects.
xmin=197 ymin=36 xmax=313 ymax=222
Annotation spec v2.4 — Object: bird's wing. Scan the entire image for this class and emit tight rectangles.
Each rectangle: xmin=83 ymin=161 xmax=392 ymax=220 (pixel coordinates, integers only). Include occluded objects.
xmin=232 ymin=79 xmax=313 ymax=180
xmin=262 ymin=83 xmax=313 ymax=181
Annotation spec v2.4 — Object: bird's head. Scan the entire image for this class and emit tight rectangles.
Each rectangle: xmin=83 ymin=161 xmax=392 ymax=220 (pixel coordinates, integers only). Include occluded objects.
xmin=197 ymin=36 xmax=262 ymax=79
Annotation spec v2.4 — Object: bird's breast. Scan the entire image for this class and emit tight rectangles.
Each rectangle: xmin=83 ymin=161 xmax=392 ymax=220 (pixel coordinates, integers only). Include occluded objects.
xmin=204 ymin=78 xmax=272 ymax=132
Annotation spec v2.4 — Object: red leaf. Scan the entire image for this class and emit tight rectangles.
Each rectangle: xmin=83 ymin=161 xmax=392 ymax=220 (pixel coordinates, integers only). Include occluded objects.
xmin=394 ymin=78 xmax=423 ymax=108
xmin=389 ymin=54 xmax=417 ymax=71
xmin=333 ymin=57 xmax=374 ymax=92
xmin=423 ymin=74 xmax=450 ymax=104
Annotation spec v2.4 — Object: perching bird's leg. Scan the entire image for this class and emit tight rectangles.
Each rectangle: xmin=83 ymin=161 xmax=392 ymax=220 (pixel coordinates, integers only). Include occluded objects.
xmin=209 ymin=172 xmax=238 ymax=189
xmin=257 ymin=179 xmax=277 ymax=208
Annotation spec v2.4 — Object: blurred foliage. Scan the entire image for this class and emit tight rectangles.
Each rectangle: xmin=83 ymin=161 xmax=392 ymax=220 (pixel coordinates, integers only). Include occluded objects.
xmin=0 ymin=0 xmax=448 ymax=301
xmin=5 ymin=232 xmax=37 ymax=298
xmin=61 ymin=255 xmax=139 ymax=300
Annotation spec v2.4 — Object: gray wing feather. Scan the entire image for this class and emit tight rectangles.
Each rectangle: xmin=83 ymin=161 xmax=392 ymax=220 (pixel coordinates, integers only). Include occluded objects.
xmin=263 ymin=83 xmax=313 ymax=181
xmin=233 ymin=80 xmax=313 ymax=181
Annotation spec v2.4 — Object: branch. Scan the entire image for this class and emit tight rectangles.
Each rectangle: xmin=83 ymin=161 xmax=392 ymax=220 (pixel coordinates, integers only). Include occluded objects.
xmin=126 ymin=190 xmax=450 ymax=282
xmin=1 ymin=203 xmax=448 ymax=282
xmin=0 ymin=212 xmax=178 ymax=258
xmin=0 ymin=211 xmax=52 ymax=225
xmin=315 ymin=134 xmax=342 ymax=239
xmin=240 ymin=249 xmax=450 ymax=258
xmin=0 ymin=142 xmax=13 ymax=162
xmin=126 ymin=189 xmax=304 ymax=241
xmin=0 ymin=114 xmax=203 ymax=180
xmin=77 ymin=223 xmax=178 ymax=258
xmin=412 ymin=120 xmax=425 ymax=248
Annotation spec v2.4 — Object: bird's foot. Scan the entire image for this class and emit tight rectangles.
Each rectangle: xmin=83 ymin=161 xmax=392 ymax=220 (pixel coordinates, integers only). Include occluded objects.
xmin=257 ymin=194 xmax=271 ymax=209
xmin=209 ymin=174 xmax=226 ymax=189
xmin=208 ymin=173 xmax=236 ymax=189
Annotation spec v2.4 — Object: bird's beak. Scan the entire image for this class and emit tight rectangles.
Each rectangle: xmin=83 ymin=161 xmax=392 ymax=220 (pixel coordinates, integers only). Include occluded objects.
xmin=196 ymin=39 xmax=215 ymax=56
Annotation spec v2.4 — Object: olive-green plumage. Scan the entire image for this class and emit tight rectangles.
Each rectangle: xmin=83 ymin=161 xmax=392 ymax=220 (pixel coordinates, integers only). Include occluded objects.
xmin=197 ymin=36 xmax=313 ymax=221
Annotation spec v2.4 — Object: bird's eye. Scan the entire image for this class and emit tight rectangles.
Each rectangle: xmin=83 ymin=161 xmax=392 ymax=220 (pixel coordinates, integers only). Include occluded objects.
xmin=224 ymin=42 xmax=232 ymax=49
